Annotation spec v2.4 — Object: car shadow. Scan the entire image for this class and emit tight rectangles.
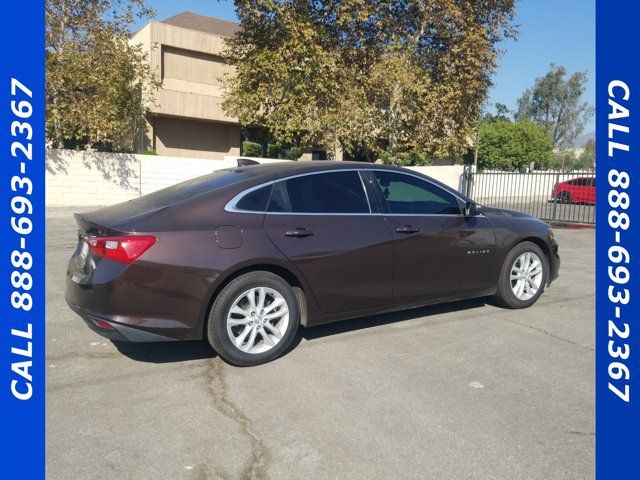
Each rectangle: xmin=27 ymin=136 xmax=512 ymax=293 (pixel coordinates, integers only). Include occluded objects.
xmin=113 ymin=298 xmax=489 ymax=364
xmin=304 ymin=298 xmax=487 ymax=340
xmin=112 ymin=339 xmax=217 ymax=363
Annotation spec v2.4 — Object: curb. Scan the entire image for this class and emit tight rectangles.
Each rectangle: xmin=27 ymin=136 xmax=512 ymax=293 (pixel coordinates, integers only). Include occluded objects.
xmin=548 ymin=222 xmax=595 ymax=229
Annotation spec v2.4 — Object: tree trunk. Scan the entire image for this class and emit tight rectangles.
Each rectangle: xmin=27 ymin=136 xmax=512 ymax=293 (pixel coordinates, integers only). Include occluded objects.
xmin=388 ymin=83 xmax=402 ymax=165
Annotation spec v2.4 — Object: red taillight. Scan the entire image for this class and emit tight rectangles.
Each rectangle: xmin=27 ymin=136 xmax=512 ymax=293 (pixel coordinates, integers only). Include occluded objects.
xmin=86 ymin=236 xmax=156 ymax=264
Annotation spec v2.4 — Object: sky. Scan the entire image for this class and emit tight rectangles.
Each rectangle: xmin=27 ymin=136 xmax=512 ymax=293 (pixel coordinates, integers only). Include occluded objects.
xmin=487 ymin=0 xmax=595 ymax=131
xmin=135 ymin=0 xmax=596 ymax=132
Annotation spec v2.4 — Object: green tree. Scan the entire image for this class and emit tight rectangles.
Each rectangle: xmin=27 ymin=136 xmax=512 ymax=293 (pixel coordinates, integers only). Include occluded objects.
xmin=223 ymin=0 xmax=517 ymax=163
xmin=477 ymin=120 xmax=554 ymax=171
xmin=579 ymin=138 xmax=596 ymax=169
xmin=549 ymin=139 xmax=595 ymax=171
xmin=483 ymin=103 xmax=511 ymax=123
xmin=515 ymin=65 xmax=594 ymax=148
xmin=46 ymin=0 xmax=155 ymax=151
xmin=222 ymin=2 xmax=341 ymax=150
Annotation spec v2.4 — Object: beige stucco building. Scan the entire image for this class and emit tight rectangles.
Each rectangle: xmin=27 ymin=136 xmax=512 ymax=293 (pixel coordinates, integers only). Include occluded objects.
xmin=132 ymin=11 xmax=458 ymax=164
xmin=132 ymin=12 xmax=243 ymax=160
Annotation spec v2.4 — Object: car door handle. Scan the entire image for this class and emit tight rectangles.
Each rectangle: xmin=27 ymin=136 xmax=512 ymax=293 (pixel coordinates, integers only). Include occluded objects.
xmin=285 ymin=228 xmax=315 ymax=237
xmin=396 ymin=225 xmax=420 ymax=234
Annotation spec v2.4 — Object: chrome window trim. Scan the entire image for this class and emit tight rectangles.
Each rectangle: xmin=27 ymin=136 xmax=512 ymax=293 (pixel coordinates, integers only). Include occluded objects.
xmin=224 ymin=167 xmax=469 ymax=216
xmin=254 ymin=211 xmax=466 ymax=217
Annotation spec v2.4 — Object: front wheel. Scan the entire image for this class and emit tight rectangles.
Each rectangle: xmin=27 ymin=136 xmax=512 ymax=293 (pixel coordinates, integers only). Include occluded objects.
xmin=494 ymin=242 xmax=548 ymax=309
xmin=207 ymin=271 xmax=299 ymax=366
xmin=556 ymin=191 xmax=572 ymax=204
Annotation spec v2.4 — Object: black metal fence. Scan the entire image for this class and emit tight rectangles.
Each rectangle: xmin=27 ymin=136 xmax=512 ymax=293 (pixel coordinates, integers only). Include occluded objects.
xmin=461 ymin=167 xmax=596 ymax=224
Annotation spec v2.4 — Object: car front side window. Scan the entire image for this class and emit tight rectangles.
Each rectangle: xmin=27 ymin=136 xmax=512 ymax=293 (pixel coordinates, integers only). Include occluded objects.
xmin=372 ymin=171 xmax=461 ymax=215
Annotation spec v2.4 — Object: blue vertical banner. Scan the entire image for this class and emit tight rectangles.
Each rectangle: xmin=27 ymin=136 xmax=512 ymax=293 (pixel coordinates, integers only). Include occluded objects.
xmin=0 ymin=1 xmax=45 ymax=479
xmin=596 ymin=0 xmax=640 ymax=477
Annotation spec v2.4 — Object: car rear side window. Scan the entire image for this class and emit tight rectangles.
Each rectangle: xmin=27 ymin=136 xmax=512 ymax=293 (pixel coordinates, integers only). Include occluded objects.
xmin=236 ymin=184 xmax=272 ymax=212
xmin=373 ymin=171 xmax=460 ymax=215
xmin=282 ymin=171 xmax=369 ymax=214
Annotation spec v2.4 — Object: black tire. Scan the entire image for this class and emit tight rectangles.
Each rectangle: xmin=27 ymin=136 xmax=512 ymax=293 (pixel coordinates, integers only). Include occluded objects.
xmin=493 ymin=241 xmax=548 ymax=309
xmin=557 ymin=191 xmax=572 ymax=204
xmin=207 ymin=271 xmax=299 ymax=366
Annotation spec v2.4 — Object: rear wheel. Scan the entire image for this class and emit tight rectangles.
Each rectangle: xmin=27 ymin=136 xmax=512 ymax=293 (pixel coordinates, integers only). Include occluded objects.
xmin=207 ymin=271 xmax=299 ymax=366
xmin=494 ymin=242 xmax=548 ymax=309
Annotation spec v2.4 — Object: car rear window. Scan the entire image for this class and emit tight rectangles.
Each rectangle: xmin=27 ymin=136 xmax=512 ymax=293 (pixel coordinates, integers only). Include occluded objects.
xmin=132 ymin=169 xmax=247 ymax=210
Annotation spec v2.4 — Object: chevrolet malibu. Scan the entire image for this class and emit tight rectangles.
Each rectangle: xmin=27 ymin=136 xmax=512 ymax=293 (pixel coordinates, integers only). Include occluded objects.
xmin=65 ymin=162 xmax=560 ymax=366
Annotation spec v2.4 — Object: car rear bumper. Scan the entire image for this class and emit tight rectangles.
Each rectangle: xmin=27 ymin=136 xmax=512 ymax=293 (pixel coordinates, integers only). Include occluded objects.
xmin=65 ymin=298 xmax=175 ymax=342
xmin=64 ymin=249 xmax=211 ymax=342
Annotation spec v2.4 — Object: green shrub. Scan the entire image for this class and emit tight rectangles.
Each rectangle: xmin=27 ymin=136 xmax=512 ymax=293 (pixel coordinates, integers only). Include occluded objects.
xmin=478 ymin=120 xmax=554 ymax=171
xmin=266 ymin=143 xmax=279 ymax=158
xmin=141 ymin=149 xmax=157 ymax=155
xmin=242 ymin=141 xmax=263 ymax=157
xmin=380 ymin=151 xmax=393 ymax=164
xmin=380 ymin=151 xmax=432 ymax=166
xmin=399 ymin=152 xmax=432 ymax=166
xmin=286 ymin=146 xmax=303 ymax=160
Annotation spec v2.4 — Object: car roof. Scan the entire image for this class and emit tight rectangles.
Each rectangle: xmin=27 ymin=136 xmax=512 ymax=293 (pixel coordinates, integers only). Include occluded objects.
xmin=229 ymin=160 xmax=405 ymax=180
xmin=223 ymin=160 xmax=469 ymax=202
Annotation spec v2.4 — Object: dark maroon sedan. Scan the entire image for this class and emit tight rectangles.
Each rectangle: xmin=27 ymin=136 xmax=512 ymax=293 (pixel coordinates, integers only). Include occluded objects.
xmin=65 ymin=162 xmax=560 ymax=366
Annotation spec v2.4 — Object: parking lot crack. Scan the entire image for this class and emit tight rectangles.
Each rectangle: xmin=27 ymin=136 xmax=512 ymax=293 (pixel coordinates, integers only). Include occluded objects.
xmin=207 ymin=359 xmax=268 ymax=480
xmin=46 ymin=351 xmax=121 ymax=362
xmin=505 ymin=321 xmax=594 ymax=351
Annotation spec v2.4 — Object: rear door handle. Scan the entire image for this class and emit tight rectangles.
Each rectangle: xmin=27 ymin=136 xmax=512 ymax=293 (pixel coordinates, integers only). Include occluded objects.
xmin=285 ymin=228 xmax=315 ymax=237
xmin=396 ymin=225 xmax=419 ymax=234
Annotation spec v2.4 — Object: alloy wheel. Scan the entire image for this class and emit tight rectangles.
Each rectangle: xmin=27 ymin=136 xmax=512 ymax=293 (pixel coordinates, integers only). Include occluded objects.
xmin=226 ymin=287 xmax=290 ymax=354
xmin=510 ymin=252 xmax=544 ymax=301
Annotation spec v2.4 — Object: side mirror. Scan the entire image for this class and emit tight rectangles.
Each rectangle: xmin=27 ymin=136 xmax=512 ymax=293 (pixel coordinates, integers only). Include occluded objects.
xmin=464 ymin=201 xmax=482 ymax=217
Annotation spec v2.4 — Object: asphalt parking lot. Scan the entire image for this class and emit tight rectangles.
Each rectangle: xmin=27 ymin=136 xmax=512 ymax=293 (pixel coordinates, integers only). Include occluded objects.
xmin=46 ymin=211 xmax=594 ymax=480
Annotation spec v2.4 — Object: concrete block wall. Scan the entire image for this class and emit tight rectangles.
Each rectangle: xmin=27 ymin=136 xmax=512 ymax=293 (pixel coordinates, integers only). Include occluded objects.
xmin=46 ymin=149 xmax=466 ymax=207
xmin=46 ymin=150 xmax=141 ymax=207
xmin=46 ymin=150 xmax=239 ymax=207
xmin=407 ymin=165 xmax=465 ymax=192
xmin=139 ymin=155 xmax=231 ymax=196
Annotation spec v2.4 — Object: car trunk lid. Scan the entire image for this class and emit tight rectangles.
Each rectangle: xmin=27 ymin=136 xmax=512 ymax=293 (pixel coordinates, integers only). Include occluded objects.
xmin=74 ymin=204 xmax=167 ymax=236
